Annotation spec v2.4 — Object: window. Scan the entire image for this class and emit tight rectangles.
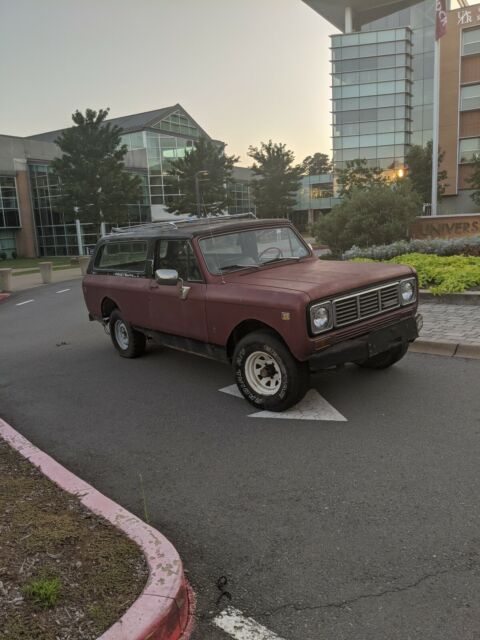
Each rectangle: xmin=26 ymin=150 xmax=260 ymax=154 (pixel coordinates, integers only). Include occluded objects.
xmin=310 ymin=184 xmax=333 ymax=199
xmin=461 ymin=84 xmax=480 ymax=111
xmin=459 ymin=137 xmax=480 ymax=162
xmin=463 ymin=27 xmax=480 ymax=56
xmin=97 ymin=241 xmax=148 ymax=273
xmin=155 ymin=240 xmax=202 ymax=282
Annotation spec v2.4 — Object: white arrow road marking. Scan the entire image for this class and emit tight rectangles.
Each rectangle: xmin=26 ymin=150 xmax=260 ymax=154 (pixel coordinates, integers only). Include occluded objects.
xmin=213 ymin=607 xmax=287 ymax=640
xmin=16 ymin=299 xmax=34 ymax=306
xmin=219 ymin=386 xmax=347 ymax=421
xmin=219 ymin=384 xmax=244 ymax=399
xmin=56 ymin=288 xmax=71 ymax=293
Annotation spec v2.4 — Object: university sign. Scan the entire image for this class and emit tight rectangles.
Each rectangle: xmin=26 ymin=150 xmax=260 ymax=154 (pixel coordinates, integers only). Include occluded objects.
xmin=411 ymin=214 xmax=480 ymax=239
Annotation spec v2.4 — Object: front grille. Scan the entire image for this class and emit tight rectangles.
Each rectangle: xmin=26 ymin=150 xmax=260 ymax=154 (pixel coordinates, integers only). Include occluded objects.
xmin=333 ymin=282 xmax=400 ymax=328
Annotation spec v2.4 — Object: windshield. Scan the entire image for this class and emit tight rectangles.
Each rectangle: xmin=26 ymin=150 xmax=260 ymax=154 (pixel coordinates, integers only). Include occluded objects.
xmin=199 ymin=226 xmax=310 ymax=275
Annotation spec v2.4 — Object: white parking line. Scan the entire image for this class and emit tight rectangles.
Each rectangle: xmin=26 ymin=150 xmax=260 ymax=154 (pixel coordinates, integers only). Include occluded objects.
xmin=56 ymin=288 xmax=71 ymax=294
xmin=219 ymin=385 xmax=347 ymax=421
xmin=16 ymin=299 xmax=34 ymax=306
xmin=213 ymin=607 xmax=286 ymax=640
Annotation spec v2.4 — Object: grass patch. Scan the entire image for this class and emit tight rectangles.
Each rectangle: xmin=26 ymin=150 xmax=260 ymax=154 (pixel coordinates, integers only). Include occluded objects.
xmin=12 ymin=264 xmax=79 ymax=276
xmin=352 ymin=253 xmax=480 ymax=295
xmin=22 ymin=576 xmax=61 ymax=609
xmin=0 ymin=257 xmax=76 ymax=270
xmin=0 ymin=440 xmax=148 ymax=640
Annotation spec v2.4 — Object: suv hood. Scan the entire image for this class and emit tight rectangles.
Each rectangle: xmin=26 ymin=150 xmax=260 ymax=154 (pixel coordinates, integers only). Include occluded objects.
xmin=227 ymin=258 xmax=413 ymax=301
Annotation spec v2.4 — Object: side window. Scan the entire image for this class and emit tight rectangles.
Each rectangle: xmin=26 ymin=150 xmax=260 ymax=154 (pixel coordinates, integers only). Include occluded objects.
xmin=155 ymin=240 xmax=202 ymax=282
xmin=96 ymin=241 xmax=148 ymax=274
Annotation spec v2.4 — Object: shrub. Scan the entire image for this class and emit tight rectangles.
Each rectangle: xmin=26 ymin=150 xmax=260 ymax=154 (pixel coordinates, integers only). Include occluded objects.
xmin=313 ymin=181 xmax=421 ymax=255
xmin=343 ymin=236 xmax=480 ymax=261
xmin=0 ymin=251 xmax=6 ymax=261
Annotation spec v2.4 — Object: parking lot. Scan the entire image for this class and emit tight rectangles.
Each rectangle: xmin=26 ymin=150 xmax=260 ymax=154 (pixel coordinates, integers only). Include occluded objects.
xmin=1 ymin=279 xmax=480 ymax=640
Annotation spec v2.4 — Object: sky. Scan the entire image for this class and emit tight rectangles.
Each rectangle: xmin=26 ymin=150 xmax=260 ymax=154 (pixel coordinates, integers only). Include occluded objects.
xmin=0 ymin=0 xmax=336 ymax=166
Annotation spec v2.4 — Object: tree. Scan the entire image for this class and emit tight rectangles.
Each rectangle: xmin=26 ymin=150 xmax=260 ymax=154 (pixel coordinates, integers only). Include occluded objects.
xmin=166 ymin=137 xmax=238 ymax=216
xmin=465 ymin=155 xmax=480 ymax=207
xmin=51 ymin=108 xmax=142 ymax=226
xmin=313 ymin=181 xmax=421 ymax=255
xmin=302 ymin=152 xmax=332 ymax=176
xmin=336 ymin=159 xmax=387 ymax=198
xmin=248 ymin=141 xmax=302 ymax=218
xmin=405 ymin=141 xmax=448 ymax=203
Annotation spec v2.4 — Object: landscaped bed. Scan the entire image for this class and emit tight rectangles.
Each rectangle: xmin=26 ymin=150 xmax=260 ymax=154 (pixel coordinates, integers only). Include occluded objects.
xmin=0 ymin=439 xmax=148 ymax=640
xmin=351 ymin=253 xmax=480 ymax=295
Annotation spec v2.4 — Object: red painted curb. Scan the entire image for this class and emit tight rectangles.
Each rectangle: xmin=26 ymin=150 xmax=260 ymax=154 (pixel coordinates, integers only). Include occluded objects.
xmin=0 ymin=293 xmax=10 ymax=302
xmin=0 ymin=418 xmax=195 ymax=640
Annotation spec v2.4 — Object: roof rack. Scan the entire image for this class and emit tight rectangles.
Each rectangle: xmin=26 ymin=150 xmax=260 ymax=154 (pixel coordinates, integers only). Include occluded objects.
xmin=109 ymin=212 xmax=256 ymax=234
xmin=110 ymin=220 xmax=178 ymax=233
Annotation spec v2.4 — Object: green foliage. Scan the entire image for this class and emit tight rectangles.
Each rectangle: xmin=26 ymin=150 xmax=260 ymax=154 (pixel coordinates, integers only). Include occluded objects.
xmin=22 ymin=576 xmax=61 ymax=609
xmin=343 ymin=236 xmax=480 ymax=260
xmin=466 ymin=155 xmax=480 ymax=207
xmin=301 ymin=152 xmax=332 ymax=176
xmin=51 ymin=108 xmax=142 ymax=225
xmin=405 ymin=141 xmax=448 ymax=202
xmin=336 ymin=159 xmax=387 ymax=198
xmin=313 ymin=181 xmax=421 ymax=255
xmin=166 ymin=137 xmax=238 ymax=215
xmin=248 ymin=140 xmax=302 ymax=218
xmin=352 ymin=253 xmax=480 ymax=294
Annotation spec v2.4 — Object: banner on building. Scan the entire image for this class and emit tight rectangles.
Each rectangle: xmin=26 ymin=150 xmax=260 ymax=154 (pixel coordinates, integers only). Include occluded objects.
xmin=436 ymin=0 xmax=448 ymax=39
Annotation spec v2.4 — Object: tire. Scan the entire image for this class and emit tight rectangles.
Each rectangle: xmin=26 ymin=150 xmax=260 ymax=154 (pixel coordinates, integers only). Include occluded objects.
xmin=109 ymin=309 xmax=146 ymax=358
xmin=356 ymin=342 xmax=408 ymax=370
xmin=233 ymin=331 xmax=309 ymax=412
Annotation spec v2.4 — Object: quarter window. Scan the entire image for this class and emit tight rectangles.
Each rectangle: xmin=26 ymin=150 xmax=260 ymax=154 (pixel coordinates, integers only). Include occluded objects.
xmin=97 ymin=241 xmax=148 ymax=273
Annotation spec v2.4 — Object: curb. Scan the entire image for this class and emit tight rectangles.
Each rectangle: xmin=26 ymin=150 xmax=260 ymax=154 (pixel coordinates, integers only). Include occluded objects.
xmin=0 ymin=293 xmax=10 ymax=302
xmin=419 ymin=290 xmax=480 ymax=305
xmin=0 ymin=418 xmax=195 ymax=640
xmin=409 ymin=338 xmax=480 ymax=359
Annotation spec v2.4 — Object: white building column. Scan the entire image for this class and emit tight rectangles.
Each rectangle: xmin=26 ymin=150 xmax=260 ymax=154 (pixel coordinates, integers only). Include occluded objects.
xmin=345 ymin=6 xmax=353 ymax=33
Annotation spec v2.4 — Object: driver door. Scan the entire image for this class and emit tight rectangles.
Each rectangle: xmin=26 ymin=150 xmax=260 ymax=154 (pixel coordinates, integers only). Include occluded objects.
xmin=148 ymin=239 xmax=207 ymax=341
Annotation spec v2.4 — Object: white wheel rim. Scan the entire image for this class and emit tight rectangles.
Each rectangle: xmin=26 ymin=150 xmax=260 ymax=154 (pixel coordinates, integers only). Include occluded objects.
xmin=244 ymin=350 xmax=282 ymax=396
xmin=114 ymin=320 xmax=129 ymax=350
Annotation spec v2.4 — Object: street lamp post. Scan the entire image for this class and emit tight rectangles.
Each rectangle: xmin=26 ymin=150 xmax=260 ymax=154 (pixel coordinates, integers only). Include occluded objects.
xmin=194 ymin=170 xmax=209 ymax=218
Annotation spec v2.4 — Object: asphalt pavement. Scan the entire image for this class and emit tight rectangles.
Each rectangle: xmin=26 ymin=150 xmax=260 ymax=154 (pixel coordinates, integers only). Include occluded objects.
xmin=1 ymin=280 xmax=480 ymax=640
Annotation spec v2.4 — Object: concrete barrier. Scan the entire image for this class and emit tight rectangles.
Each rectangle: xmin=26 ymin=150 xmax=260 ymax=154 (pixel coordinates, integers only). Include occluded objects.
xmin=39 ymin=262 xmax=52 ymax=284
xmin=0 ymin=268 xmax=12 ymax=293
xmin=78 ymin=256 xmax=91 ymax=275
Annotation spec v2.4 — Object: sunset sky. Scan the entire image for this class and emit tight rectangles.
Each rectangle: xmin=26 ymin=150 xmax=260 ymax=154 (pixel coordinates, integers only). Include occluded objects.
xmin=0 ymin=0 xmax=336 ymax=166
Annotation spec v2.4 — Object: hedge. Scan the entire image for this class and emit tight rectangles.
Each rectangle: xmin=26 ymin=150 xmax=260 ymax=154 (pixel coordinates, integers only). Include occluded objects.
xmin=343 ymin=236 xmax=480 ymax=261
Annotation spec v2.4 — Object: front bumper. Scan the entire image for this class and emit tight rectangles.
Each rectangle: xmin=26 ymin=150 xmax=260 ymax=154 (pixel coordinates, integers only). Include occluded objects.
xmin=308 ymin=314 xmax=422 ymax=371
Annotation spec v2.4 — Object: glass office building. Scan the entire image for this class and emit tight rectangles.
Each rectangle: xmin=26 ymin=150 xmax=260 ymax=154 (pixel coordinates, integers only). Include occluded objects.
xmin=0 ymin=175 xmax=20 ymax=257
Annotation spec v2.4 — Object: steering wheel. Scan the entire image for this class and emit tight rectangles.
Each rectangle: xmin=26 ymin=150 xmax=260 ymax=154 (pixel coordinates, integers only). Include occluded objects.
xmin=258 ymin=246 xmax=284 ymax=261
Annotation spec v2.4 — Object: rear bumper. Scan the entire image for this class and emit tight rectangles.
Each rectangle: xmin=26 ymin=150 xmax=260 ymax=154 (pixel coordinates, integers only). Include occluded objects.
xmin=308 ymin=314 xmax=422 ymax=371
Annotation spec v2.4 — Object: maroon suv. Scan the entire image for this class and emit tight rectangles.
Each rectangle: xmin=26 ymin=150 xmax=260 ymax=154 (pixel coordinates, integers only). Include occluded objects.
xmin=82 ymin=216 xmax=422 ymax=411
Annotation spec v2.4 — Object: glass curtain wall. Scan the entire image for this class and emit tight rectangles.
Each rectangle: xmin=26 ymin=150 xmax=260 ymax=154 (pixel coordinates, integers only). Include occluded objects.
xmin=0 ymin=176 xmax=20 ymax=229
xmin=360 ymin=0 xmax=435 ymax=147
xmin=227 ymin=181 xmax=255 ymax=215
xmin=30 ymin=164 xmax=150 ymax=256
xmin=331 ymin=27 xmax=413 ymax=175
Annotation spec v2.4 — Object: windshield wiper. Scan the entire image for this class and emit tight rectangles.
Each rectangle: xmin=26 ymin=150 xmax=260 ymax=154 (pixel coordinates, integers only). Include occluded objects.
xmin=261 ymin=256 xmax=302 ymax=265
xmin=219 ymin=263 xmax=260 ymax=273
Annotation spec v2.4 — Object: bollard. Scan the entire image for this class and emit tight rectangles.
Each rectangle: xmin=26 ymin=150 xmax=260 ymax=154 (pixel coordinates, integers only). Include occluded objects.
xmin=0 ymin=268 xmax=12 ymax=293
xmin=39 ymin=262 xmax=53 ymax=284
xmin=78 ymin=256 xmax=91 ymax=275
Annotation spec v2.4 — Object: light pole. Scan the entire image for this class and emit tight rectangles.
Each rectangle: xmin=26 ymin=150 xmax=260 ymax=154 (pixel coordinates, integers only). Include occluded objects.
xmin=194 ymin=170 xmax=209 ymax=218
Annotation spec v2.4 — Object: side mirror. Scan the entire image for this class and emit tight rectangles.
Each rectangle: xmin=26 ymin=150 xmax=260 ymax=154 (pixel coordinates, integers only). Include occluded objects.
xmin=155 ymin=268 xmax=179 ymax=286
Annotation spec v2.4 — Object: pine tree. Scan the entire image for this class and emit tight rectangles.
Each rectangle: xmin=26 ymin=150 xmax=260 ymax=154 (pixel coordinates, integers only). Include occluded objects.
xmin=51 ymin=108 xmax=142 ymax=225
xmin=166 ymin=137 xmax=238 ymax=216
xmin=248 ymin=141 xmax=302 ymax=219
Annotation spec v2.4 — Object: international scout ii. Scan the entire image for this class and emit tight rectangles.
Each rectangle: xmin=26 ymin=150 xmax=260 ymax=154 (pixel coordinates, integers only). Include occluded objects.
xmin=82 ymin=215 xmax=421 ymax=412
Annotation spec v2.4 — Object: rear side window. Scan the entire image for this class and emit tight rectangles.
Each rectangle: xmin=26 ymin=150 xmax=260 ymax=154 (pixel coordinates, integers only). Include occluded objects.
xmin=96 ymin=241 xmax=148 ymax=274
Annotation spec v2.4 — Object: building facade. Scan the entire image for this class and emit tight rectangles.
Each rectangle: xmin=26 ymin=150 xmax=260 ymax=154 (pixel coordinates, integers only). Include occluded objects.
xmin=304 ymin=0 xmax=480 ymax=215
xmin=0 ymin=105 xmax=255 ymax=258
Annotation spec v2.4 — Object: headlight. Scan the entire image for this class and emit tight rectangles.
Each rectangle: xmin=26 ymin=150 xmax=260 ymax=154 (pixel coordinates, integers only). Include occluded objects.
xmin=400 ymin=278 xmax=416 ymax=305
xmin=310 ymin=302 xmax=333 ymax=334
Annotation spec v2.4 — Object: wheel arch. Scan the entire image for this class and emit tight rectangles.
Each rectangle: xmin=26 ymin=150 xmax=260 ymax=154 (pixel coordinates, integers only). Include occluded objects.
xmin=101 ymin=296 xmax=119 ymax=319
xmin=226 ymin=319 xmax=287 ymax=360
